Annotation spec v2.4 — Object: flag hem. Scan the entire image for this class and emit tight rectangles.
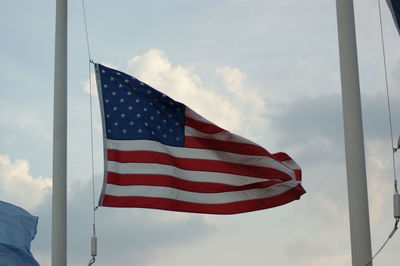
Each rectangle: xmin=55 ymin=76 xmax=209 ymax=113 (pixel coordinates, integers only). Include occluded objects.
xmin=94 ymin=63 xmax=108 ymax=206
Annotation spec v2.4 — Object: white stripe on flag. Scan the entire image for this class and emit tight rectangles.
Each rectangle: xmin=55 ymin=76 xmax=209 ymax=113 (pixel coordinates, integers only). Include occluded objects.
xmin=281 ymin=159 xmax=301 ymax=170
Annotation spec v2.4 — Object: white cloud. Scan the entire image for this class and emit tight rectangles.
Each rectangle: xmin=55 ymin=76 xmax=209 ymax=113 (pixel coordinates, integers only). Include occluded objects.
xmin=284 ymin=194 xmax=351 ymax=266
xmin=82 ymin=72 xmax=97 ymax=97
xmin=0 ymin=100 xmax=51 ymax=142
xmin=125 ymin=49 xmax=242 ymax=131
xmin=286 ymin=234 xmax=349 ymax=266
xmin=82 ymin=49 xmax=267 ymax=135
xmin=314 ymin=194 xmax=348 ymax=225
xmin=365 ymin=140 xmax=395 ymax=225
xmin=308 ymin=253 xmax=349 ymax=266
xmin=216 ymin=65 xmax=266 ymax=121
xmin=125 ymin=49 xmax=267 ymax=133
xmin=0 ymin=155 xmax=52 ymax=211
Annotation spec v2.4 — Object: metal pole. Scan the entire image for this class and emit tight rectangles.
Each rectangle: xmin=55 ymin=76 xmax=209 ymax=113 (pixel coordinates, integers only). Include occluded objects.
xmin=335 ymin=0 xmax=373 ymax=265
xmin=52 ymin=0 xmax=67 ymax=265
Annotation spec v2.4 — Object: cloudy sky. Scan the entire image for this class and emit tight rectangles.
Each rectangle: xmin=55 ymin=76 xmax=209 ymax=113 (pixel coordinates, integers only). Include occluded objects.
xmin=1 ymin=0 xmax=400 ymax=265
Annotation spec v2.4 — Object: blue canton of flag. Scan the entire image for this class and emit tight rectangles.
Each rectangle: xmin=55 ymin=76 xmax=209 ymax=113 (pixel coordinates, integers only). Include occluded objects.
xmin=96 ymin=64 xmax=185 ymax=146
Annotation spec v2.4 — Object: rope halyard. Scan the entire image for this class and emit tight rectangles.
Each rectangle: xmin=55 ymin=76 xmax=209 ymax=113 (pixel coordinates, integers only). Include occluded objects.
xmin=377 ymin=0 xmax=399 ymax=190
xmin=365 ymin=1 xmax=400 ymax=265
xmin=82 ymin=0 xmax=98 ymax=264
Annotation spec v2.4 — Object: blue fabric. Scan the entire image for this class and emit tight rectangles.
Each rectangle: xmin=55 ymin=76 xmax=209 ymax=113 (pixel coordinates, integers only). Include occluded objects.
xmin=387 ymin=0 xmax=400 ymax=34
xmin=96 ymin=64 xmax=185 ymax=146
xmin=0 ymin=201 xmax=39 ymax=266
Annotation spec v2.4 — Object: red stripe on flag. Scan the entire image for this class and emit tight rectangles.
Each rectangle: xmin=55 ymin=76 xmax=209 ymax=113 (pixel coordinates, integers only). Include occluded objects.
xmin=293 ymin=170 xmax=301 ymax=181
xmin=107 ymin=150 xmax=292 ymax=181
xmin=107 ymin=172 xmax=282 ymax=193
xmin=101 ymin=184 xmax=306 ymax=214
xmin=185 ymin=117 xmax=225 ymax=134
xmin=272 ymin=152 xmax=293 ymax=162
xmin=271 ymin=152 xmax=301 ymax=181
xmin=184 ymin=136 xmax=270 ymax=156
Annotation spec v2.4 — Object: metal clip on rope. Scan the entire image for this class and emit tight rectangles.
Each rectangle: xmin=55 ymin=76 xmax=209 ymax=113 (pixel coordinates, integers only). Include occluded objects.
xmin=87 ymin=231 xmax=97 ymax=265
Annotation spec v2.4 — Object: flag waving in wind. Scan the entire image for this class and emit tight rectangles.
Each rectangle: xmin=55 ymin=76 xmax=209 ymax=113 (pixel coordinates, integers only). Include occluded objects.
xmin=95 ymin=63 xmax=305 ymax=214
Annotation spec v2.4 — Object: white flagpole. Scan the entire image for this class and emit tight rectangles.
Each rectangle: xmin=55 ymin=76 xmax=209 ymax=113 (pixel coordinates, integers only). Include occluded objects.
xmin=52 ymin=0 xmax=67 ymax=265
xmin=336 ymin=0 xmax=373 ymax=265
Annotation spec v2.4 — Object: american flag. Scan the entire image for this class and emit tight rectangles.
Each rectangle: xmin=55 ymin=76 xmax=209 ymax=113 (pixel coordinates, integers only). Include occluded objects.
xmin=95 ymin=63 xmax=305 ymax=214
